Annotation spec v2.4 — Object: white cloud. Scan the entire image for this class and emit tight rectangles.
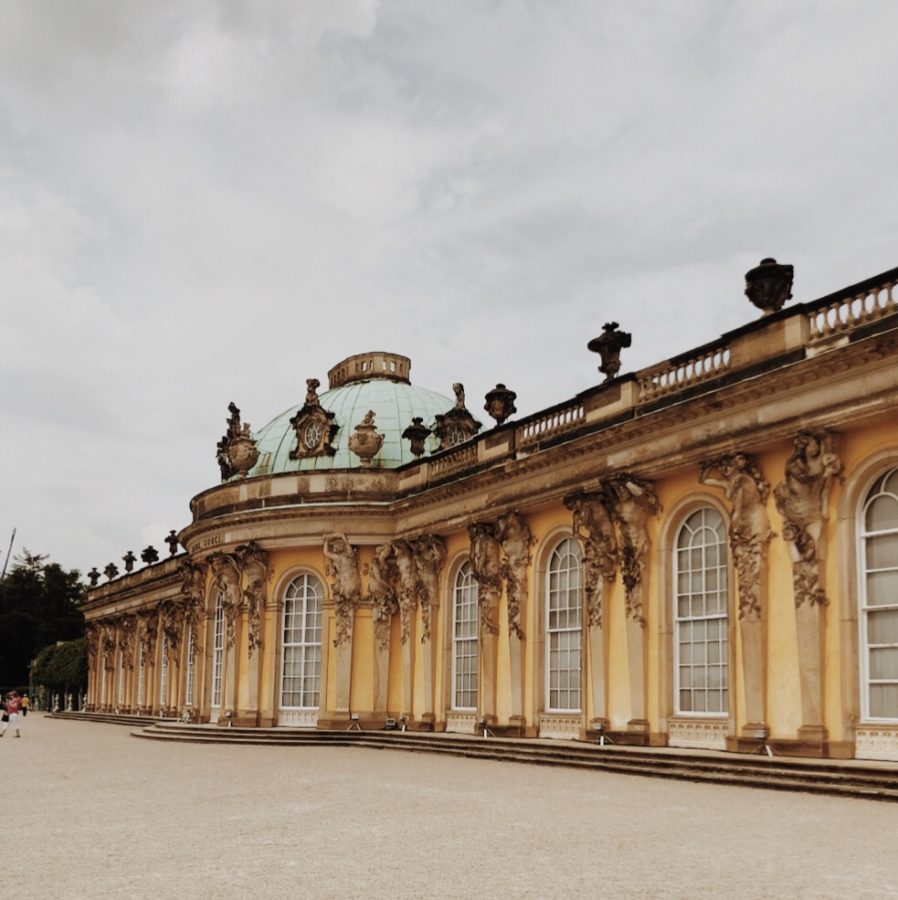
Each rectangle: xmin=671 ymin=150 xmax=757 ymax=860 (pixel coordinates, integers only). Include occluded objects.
xmin=1 ymin=0 xmax=897 ymax=572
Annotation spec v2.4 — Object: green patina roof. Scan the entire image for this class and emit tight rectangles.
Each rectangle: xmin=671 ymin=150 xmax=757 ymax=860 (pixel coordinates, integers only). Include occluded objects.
xmin=248 ymin=379 xmax=453 ymax=476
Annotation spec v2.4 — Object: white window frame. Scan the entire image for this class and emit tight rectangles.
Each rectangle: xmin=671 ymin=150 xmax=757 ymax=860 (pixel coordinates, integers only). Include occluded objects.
xmin=673 ymin=507 xmax=729 ymax=717
xmin=211 ymin=592 xmax=225 ymax=709
xmin=184 ymin=625 xmax=195 ymax=707
xmin=451 ymin=561 xmax=478 ymax=711
xmin=545 ymin=538 xmax=582 ymax=713
xmin=858 ymin=467 xmax=898 ymax=722
xmin=159 ymin=633 xmax=169 ymax=708
xmin=279 ymin=574 xmax=323 ymax=711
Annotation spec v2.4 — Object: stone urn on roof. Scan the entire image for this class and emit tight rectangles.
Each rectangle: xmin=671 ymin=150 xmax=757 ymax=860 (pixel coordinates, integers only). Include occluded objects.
xmin=745 ymin=257 xmax=794 ymax=315
xmin=348 ymin=410 xmax=385 ymax=467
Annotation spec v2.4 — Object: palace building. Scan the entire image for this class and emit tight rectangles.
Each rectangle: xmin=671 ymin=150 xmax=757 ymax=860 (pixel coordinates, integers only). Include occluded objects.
xmin=81 ymin=259 xmax=898 ymax=760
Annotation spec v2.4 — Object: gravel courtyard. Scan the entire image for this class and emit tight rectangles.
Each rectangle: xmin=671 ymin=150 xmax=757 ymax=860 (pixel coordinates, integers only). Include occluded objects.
xmin=7 ymin=714 xmax=898 ymax=899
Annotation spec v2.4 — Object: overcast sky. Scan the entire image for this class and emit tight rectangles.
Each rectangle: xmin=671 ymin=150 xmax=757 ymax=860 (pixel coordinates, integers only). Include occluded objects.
xmin=2 ymin=1 xmax=897 ymax=577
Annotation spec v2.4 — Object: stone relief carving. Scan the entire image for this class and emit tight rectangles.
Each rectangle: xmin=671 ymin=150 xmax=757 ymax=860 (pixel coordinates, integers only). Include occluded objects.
xmin=137 ymin=608 xmax=159 ymax=666
xmin=237 ymin=542 xmax=269 ymax=655
xmin=468 ymin=522 xmax=503 ymax=636
xmin=323 ymin=533 xmax=361 ymax=648
xmin=433 ymin=383 xmax=482 ymax=451
xmin=209 ymin=553 xmax=243 ymax=649
xmin=290 ymin=378 xmax=338 ymax=459
xmin=348 ymin=409 xmax=385 ymax=467
xmin=564 ymin=489 xmax=618 ymax=627
xmin=160 ymin=599 xmax=184 ymax=653
xmin=774 ymin=430 xmax=843 ymax=607
xmin=178 ymin=558 xmax=207 ymax=653
xmin=495 ymin=512 xmax=533 ymax=640
xmin=217 ymin=401 xmax=260 ymax=480
xmin=414 ymin=534 xmax=447 ymax=643
xmin=600 ymin=475 xmax=660 ymax=626
xmin=699 ymin=453 xmax=774 ymax=620
xmin=85 ymin=623 xmax=99 ymax=666
xmin=392 ymin=539 xmax=419 ymax=645
xmin=365 ymin=544 xmax=399 ymax=651
xmin=101 ymin=627 xmax=116 ymax=672
xmin=116 ymin=614 xmax=136 ymax=669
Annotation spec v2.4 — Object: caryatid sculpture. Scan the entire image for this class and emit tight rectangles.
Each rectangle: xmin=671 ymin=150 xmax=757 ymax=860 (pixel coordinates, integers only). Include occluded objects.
xmin=178 ymin=558 xmax=207 ymax=651
xmin=774 ymin=430 xmax=842 ymax=607
xmin=237 ymin=542 xmax=270 ymax=655
xmin=323 ymin=533 xmax=361 ymax=648
xmin=564 ymin=489 xmax=618 ymax=627
xmin=209 ymin=553 xmax=243 ymax=648
xmin=414 ymin=534 xmax=447 ymax=643
xmin=392 ymin=539 xmax=420 ymax=644
xmin=600 ymin=475 xmax=660 ymax=625
xmin=117 ymin=615 xmax=136 ymax=670
xmin=366 ymin=544 xmax=399 ymax=651
xmin=495 ymin=512 xmax=533 ymax=640
xmin=160 ymin=599 xmax=185 ymax=654
xmin=468 ymin=522 xmax=503 ymax=636
xmin=699 ymin=453 xmax=774 ymax=619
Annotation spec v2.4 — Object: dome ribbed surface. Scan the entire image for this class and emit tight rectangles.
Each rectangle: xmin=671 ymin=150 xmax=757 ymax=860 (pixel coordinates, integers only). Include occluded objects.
xmin=248 ymin=380 xmax=453 ymax=475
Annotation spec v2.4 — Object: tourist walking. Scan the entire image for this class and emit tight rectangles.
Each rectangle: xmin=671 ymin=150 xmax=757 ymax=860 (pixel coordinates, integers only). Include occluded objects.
xmin=21 ymin=694 xmax=29 ymax=717
xmin=1 ymin=691 xmax=22 ymax=737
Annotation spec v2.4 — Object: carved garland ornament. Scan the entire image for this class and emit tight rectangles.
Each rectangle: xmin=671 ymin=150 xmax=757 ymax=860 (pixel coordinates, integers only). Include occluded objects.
xmin=467 ymin=521 xmax=504 ymax=637
xmin=237 ymin=541 xmax=270 ymax=655
xmin=496 ymin=512 xmax=533 ymax=640
xmin=209 ymin=553 xmax=243 ymax=649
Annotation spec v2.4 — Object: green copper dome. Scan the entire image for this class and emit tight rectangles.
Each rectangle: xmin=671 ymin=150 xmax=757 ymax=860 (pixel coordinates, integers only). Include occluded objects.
xmin=247 ymin=352 xmax=453 ymax=476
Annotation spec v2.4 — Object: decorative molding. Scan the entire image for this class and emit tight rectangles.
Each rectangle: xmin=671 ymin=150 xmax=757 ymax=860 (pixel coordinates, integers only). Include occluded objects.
xmin=538 ymin=713 xmax=581 ymax=740
xmin=446 ymin=712 xmax=478 ymax=734
xmin=668 ymin=717 xmax=729 ymax=750
xmin=855 ymin=725 xmax=898 ymax=761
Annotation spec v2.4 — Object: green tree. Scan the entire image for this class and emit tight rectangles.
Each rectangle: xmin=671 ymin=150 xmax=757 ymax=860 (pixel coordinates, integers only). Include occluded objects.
xmin=0 ymin=550 xmax=84 ymax=688
xmin=32 ymin=638 xmax=87 ymax=696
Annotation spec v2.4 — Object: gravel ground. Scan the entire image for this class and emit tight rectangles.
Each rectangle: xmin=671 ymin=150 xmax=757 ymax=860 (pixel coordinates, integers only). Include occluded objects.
xmin=7 ymin=713 xmax=898 ymax=899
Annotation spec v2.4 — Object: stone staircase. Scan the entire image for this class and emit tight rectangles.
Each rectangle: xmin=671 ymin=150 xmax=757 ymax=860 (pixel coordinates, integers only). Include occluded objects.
xmin=52 ymin=710 xmax=162 ymax=727
xmin=125 ymin=721 xmax=898 ymax=802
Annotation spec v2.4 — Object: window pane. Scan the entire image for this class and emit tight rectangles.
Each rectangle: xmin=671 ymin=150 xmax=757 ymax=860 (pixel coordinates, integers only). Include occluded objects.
xmin=866 ymin=533 xmax=898 ymax=570
xmin=870 ymin=647 xmax=898 ymax=680
xmin=866 ymin=495 xmax=898 ymax=532
xmin=866 ymin=570 xmax=898 ymax=607
xmin=868 ymin=609 xmax=898 ymax=645
xmin=870 ymin=683 xmax=898 ymax=718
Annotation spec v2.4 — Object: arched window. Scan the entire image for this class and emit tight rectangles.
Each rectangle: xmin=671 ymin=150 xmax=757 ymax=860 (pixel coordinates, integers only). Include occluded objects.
xmin=159 ymin=633 xmax=169 ymax=707
xmin=674 ymin=508 xmax=728 ymax=715
xmin=184 ymin=625 xmax=195 ymax=707
xmin=859 ymin=468 xmax=898 ymax=720
xmin=280 ymin=574 xmax=323 ymax=712
xmin=452 ymin=561 xmax=478 ymax=710
xmin=546 ymin=538 xmax=582 ymax=712
xmin=137 ymin=642 xmax=145 ymax=708
xmin=211 ymin=592 xmax=225 ymax=709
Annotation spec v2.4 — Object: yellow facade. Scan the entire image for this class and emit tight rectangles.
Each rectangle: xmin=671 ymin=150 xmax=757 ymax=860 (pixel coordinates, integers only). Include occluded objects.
xmin=83 ymin=263 xmax=898 ymax=759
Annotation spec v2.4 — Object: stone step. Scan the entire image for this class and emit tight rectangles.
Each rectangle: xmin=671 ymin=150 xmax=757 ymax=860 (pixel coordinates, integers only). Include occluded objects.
xmin=129 ymin=723 xmax=898 ymax=801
